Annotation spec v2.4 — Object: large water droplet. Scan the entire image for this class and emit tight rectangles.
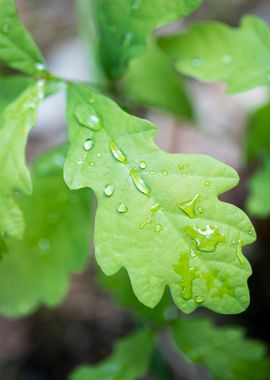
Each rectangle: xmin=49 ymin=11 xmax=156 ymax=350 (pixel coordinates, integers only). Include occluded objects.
xmin=130 ymin=169 xmax=151 ymax=197
xmin=195 ymin=295 xmax=204 ymax=304
xmin=236 ymin=240 xmax=245 ymax=264
xmin=109 ymin=140 xmax=128 ymax=164
xmin=185 ymin=224 xmax=225 ymax=252
xmin=191 ymin=56 xmax=203 ymax=67
xmin=117 ymin=203 xmax=128 ymax=213
xmin=75 ymin=104 xmax=102 ymax=131
xmin=104 ymin=184 xmax=114 ymax=197
xmin=139 ymin=161 xmax=146 ymax=169
xmin=83 ymin=138 xmax=94 ymax=151
xmin=178 ymin=194 xmax=201 ymax=218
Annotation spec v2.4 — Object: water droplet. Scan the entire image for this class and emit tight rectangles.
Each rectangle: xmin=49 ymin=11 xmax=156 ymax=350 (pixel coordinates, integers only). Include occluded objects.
xmin=139 ymin=161 xmax=146 ymax=169
xmin=195 ymin=295 xmax=204 ymax=304
xmin=1 ymin=23 xmax=9 ymax=34
xmin=198 ymin=207 xmax=204 ymax=214
xmin=139 ymin=218 xmax=151 ymax=229
xmin=191 ymin=56 xmax=203 ymax=67
xmin=97 ymin=152 xmax=101 ymax=158
xmin=151 ymin=203 xmax=161 ymax=212
xmin=117 ymin=203 xmax=128 ymax=213
xmin=185 ymin=224 xmax=225 ymax=252
xmin=75 ymin=104 xmax=102 ymax=131
xmin=76 ymin=159 xmax=83 ymax=165
xmin=248 ymin=229 xmax=253 ymax=235
xmin=83 ymin=138 xmax=94 ymax=151
xmin=222 ymin=54 xmax=233 ymax=64
xmin=109 ymin=140 xmax=128 ymax=164
xmin=38 ymin=238 xmax=50 ymax=252
xmin=190 ymin=250 xmax=196 ymax=257
xmin=130 ymin=169 xmax=151 ymax=197
xmin=104 ymin=184 xmax=114 ymax=197
xmin=162 ymin=170 xmax=168 ymax=176
xmin=35 ymin=62 xmax=46 ymax=72
xmin=174 ymin=253 xmax=196 ymax=300
xmin=204 ymin=181 xmax=212 ymax=187
xmin=150 ymin=171 xmax=155 ymax=175
xmin=236 ymin=240 xmax=245 ymax=264
xmin=178 ymin=163 xmax=185 ymax=170
xmin=154 ymin=224 xmax=163 ymax=233
xmin=178 ymin=194 xmax=201 ymax=218
xmin=89 ymin=162 xmax=95 ymax=167
xmin=231 ymin=239 xmax=236 ymax=245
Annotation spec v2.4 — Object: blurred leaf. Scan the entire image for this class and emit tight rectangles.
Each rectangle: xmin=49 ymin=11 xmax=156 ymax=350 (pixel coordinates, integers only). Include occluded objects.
xmin=159 ymin=16 xmax=270 ymax=93
xmin=95 ymin=0 xmax=202 ymax=79
xmin=171 ymin=317 xmax=270 ymax=380
xmin=98 ymin=266 xmax=174 ymax=324
xmin=0 ymin=81 xmax=44 ymax=239
xmin=122 ymin=41 xmax=193 ymax=120
xmin=0 ymin=75 xmax=33 ymax=112
xmin=246 ymin=103 xmax=270 ymax=162
xmin=0 ymin=0 xmax=45 ymax=74
xmin=0 ymin=146 xmax=92 ymax=317
xmin=247 ymin=154 xmax=270 ymax=218
xmin=64 ymin=83 xmax=256 ymax=315
xmin=69 ymin=330 xmax=154 ymax=380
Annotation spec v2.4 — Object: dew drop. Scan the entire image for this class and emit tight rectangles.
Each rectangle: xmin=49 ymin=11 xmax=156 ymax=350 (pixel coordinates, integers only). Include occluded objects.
xmin=198 ymin=207 xmax=204 ymax=214
xmin=195 ymin=295 xmax=204 ymax=304
xmin=75 ymin=104 xmax=102 ymax=131
xmin=76 ymin=159 xmax=83 ymax=165
xmin=204 ymin=181 xmax=212 ymax=187
xmin=178 ymin=163 xmax=185 ymax=170
xmin=97 ymin=152 xmax=101 ymax=158
xmin=35 ymin=62 xmax=46 ymax=72
xmin=104 ymin=184 xmax=114 ymax=197
xmin=236 ymin=240 xmax=245 ymax=264
xmin=248 ymin=229 xmax=253 ymax=235
xmin=231 ymin=239 xmax=237 ymax=245
xmin=139 ymin=161 xmax=146 ymax=169
xmin=83 ymin=138 xmax=94 ymax=151
xmin=117 ymin=203 xmax=128 ymax=213
xmin=130 ymin=169 xmax=151 ymax=197
xmin=191 ymin=56 xmax=203 ymax=67
xmin=174 ymin=253 xmax=196 ymax=301
xmin=162 ymin=170 xmax=168 ymax=176
xmin=89 ymin=162 xmax=95 ymax=167
xmin=139 ymin=217 xmax=151 ymax=229
xmin=150 ymin=171 xmax=155 ymax=175
xmin=1 ymin=23 xmax=8 ymax=34
xmin=190 ymin=250 xmax=196 ymax=257
xmin=151 ymin=203 xmax=161 ymax=212
xmin=185 ymin=224 xmax=225 ymax=252
xmin=178 ymin=194 xmax=201 ymax=218
xmin=154 ymin=224 xmax=163 ymax=233
xmin=109 ymin=140 xmax=128 ymax=164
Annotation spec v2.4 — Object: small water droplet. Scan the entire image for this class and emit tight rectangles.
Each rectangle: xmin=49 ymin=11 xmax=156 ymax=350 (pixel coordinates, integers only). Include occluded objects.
xmin=109 ymin=140 xmax=128 ymax=164
xmin=130 ymin=169 xmax=151 ymax=197
xmin=83 ymin=138 xmax=94 ymax=151
xmin=185 ymin=224 xmax=225 ymax=252
xmin=178 ymin=194 xmax=201 ymax=218
xmin=178 ymin=163 xmax=185 ymax=170
xmin=204 ymin=181 xmax=212 ymax=187
xmin=75 ymin=104 xmax=102 ymax=131
xmin=117 ymin=203 xmax=128 ymax=213
xmin=139 ymin=161 xmax=146 ymax=169
xmin=150 ymin=171 xmax=155 ymax=175
xmin=198 ymin=207 xmax=204 ymax=214
xmin=195 ymin=295 xmax=204 ymax=304
xmin=222 ymin=54 xmax=233 ymax=64
xmin=191 ymin=56 xmax=203 ymax=67
xmin=38 ymin=238 xmax=50 ymax=252
xmin=236 ymin=240 xmax=245 ymax=264
xmin=139 ymin=218 xmax=151 ymax=229
xmin=1 ymin=23 xmax=9 ymax=34
xmin=162 ymin=170 xmax=168 ymax=176
xmin=97 ymin=152 xmax=101 ymax=158
xmin=151 ymin=203 xmax=161 ymax=212
xmin=104 ymin=184 xmax=114 ymax=197
xmin=76 ymin=159 xmax=83 ymax=165
xmin=154 ymin=224 xmax=163 ymax=233
xmin=248 ymin=229 xmax=253 ymax=235
xmin=190 ymin=250 xmax=196 ymax=257
xmin=89 ymin=162 xmax=95 ymax=167
xmin=231 ymin=239 xmax=236 ymax=245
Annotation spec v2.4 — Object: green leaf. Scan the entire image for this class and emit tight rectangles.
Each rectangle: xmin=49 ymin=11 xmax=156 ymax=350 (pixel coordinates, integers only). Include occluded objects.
xmin=0 ymin=80 xmax=44 ymax=239
xmin=247 ymin=154 xmax=270 ymax=218
xmin=95 ymin=0 xmax=202 ymax=79
xmin=69 ymin=330 xmax=154 ymax=380
xmin=0 ymin=146 xmax=91 ymax=317
xmin=171 ymin=317 xmax=270 ymax=380
xmin=0 ymin=0 xmax=45 ymax=74
xmin=121 ymin=41 xmax=193 ymax=120
xmin=64 ymin=83 xmax=256 ymax=315
xmin=245 ymin=103 xmax=270 ymax=162
xmin=0 ymin=75 xmax=33 ymax=112
xmin=159 ymin=15 xmax=270 ymax=93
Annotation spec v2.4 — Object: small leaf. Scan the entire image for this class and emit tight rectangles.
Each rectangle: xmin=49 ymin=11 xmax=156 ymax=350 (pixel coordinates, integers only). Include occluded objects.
xmin=64 ymin=83 xmax=256 ymax=315
xmin=245 ymin=103 xmax=270 ymax=162
xmin=0 ymin=81 xmax=44 ymax=239
xmin=0 ymin=146 xmax=91 ymax=317
xmin=122 ymin=40 xmax=193 ymax=120
xmin=247 ymin=154 xmax=270 ymax=218
xmin=69 ymin=330 xmax=154 ymax=380
xmin=0 ymin=0 xmax=45 ymax=74
xmin=95 ymin=0 xmax=202 ymax=79
xmin=171 ymin=317 xmax=270 ymax=380
xmin=159 ymin=15 xmax=270 ymax=93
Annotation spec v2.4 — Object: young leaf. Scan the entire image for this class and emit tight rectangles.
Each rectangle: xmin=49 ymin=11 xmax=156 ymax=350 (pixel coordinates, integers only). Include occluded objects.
xmin=0 ymin=0 xmax=45 ymax=74
xmin=0 ymin=80 xmax=44 ymax=239
xmin=121 ymin=41 xmax=193 ymax=120
xmin=171 ymin=317 xmax=270 ymax=380
xmin=247 ymin=154 xmax=270 ymax=218
xmin=69 ymin=330 xmax=154 ymax=380
xmin=159 ymin=16 xmax=270 ymax=93
xmin=0 ymin=146 xmax=91 ymax=317
xmin=95 ymin=0 xmax=202 ymax=79
xmin=246 ymin=103 xmax=270 ymax=162
xmin=64 ymin=83 xmax=256 ymax=315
